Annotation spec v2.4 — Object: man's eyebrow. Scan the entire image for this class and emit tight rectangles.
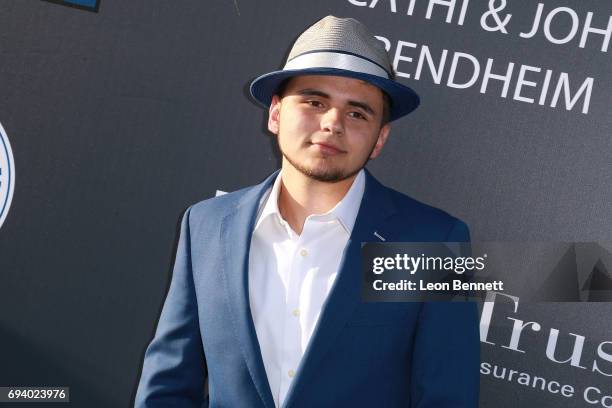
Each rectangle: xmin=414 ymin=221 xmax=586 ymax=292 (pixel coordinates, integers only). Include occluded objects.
xmin=295 ymin=88 xmax=376 ymax=116
xmin=296 ymin=88 xmax=330 ymax=98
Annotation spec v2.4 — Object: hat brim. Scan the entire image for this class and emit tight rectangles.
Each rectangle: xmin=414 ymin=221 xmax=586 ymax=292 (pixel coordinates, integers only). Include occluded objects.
xmin=249 ymin=67 xmax=420 ymax=122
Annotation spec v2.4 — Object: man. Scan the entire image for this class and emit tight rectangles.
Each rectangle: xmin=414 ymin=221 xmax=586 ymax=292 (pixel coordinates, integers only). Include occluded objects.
xmin=135 ymin=16 xmax=479 ymax=408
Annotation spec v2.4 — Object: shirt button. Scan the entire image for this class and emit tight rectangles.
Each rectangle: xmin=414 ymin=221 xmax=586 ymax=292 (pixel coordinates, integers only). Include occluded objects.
xmin=288 ymin=369 xmax=296 ymax=378
xmin=299 ymin=249 xmax=308 ymax=257
xmin=292 ymin=309 xmax=300 ymax=317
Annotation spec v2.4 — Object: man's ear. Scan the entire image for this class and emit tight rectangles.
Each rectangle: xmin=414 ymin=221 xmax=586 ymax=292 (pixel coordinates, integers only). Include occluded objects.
xmin=267 ymin=95 xmax=282 ymax=135
xmin=369 ymin=124 xmax=391 ymax=159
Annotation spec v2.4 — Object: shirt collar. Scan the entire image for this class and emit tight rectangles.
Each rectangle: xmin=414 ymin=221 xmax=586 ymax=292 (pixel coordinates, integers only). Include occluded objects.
xmin=254 ymin=169 xmax=366 ymax=235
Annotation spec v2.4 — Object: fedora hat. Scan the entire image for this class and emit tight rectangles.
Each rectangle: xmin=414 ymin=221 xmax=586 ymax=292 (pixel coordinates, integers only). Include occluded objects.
xmin=249 ymin=15 xmax=420 ymax=122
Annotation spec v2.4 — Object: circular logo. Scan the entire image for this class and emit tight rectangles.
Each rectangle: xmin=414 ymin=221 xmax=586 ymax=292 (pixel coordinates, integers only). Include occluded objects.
xmin=0 ymin=120 xmax=15 ymax=229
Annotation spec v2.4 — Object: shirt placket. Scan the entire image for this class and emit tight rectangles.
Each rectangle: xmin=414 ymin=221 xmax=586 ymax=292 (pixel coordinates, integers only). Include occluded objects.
xmin=278 ymin=225 xmax=310 ymax=405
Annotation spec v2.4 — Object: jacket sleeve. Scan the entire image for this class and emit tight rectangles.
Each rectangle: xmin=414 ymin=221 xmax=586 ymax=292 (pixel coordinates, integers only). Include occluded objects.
xmin=135 ymin=206 xmax=208 ymax=407
xmin=410 ymin=219 xmax=480 ymax=408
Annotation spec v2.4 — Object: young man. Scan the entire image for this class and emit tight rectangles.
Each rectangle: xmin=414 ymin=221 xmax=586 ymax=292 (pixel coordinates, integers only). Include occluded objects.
xmin=135 ymin=16 xmax=480 ymax=408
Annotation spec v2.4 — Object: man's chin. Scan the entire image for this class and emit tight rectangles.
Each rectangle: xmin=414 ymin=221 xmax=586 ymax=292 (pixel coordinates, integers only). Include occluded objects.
xmin=299 ymin=165 xmax=361 ymax=183
xmin=306 ymin=172 xmax=346 ymax=183
xmin=282 ymin=152 xmax=362 ymax=183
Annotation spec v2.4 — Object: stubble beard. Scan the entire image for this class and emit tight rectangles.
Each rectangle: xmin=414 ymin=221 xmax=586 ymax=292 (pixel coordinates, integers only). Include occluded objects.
xmin=279 ymin=139 xmax=378 ymax=183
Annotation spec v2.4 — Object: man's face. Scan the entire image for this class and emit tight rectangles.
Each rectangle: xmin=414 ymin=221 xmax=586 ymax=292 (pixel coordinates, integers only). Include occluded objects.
xmin=268 ymin=75 xmax=391 ymax=183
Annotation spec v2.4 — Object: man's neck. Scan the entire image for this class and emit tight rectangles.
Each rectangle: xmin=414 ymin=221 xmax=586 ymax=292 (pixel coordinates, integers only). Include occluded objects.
xmin=277 ymin=163 xmax=357 ymax=235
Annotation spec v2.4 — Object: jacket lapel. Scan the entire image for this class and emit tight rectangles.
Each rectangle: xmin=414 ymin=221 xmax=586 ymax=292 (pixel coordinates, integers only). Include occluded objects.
xmin=282 ymin=170 xmax=398 ymax=408
xmin=220 ymin=171 xmax=279 ymax=408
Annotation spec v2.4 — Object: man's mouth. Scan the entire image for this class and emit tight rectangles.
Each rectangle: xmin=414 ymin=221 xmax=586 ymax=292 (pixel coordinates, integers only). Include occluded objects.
xmin=310 ymin=141 xmax=346 ymax=155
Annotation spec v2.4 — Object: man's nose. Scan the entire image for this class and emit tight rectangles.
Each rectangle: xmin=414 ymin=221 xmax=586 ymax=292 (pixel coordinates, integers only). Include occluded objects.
xmin=321 ymin=108 xmax=344 ymax=135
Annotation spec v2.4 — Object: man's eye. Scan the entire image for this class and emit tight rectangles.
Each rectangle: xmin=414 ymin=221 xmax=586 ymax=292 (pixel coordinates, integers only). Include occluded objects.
xmin=306 ymin=100 xmax=323 ymax=107
xmin=349 ymin=111 xmax=367 ymax=120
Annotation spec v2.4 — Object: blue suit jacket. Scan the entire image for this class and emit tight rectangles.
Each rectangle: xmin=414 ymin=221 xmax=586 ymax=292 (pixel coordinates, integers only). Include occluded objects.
xmin=135 ymin=169 xmax=480 ymax=407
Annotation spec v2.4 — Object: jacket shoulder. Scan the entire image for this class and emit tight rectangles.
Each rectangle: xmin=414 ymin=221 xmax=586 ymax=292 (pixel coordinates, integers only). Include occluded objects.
xmin=188 ymin=184 xmax=253 ymax=218
xmin=383 ymin=186 xmax=470 ymax=241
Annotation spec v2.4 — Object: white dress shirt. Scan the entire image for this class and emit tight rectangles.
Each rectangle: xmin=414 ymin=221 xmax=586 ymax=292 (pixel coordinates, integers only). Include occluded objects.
xmin=248 ymin=170 xmax=365 ymax=408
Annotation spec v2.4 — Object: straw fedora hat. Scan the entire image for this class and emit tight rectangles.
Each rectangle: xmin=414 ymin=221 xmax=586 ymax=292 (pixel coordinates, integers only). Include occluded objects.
xmin=249 ymin=15 xmax=420 ymax=122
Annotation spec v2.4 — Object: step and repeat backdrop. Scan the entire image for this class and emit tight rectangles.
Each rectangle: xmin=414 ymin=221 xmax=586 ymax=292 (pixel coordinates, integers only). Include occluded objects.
xmin=0 ymin=0 xmax=610 ymax=407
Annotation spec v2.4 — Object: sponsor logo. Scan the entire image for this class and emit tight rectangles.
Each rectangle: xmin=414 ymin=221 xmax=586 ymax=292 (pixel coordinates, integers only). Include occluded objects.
xmin=41 ymin=0 xmax=100 ymax=12
xmin=0 ymin=120 xmax=15 ymax=229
